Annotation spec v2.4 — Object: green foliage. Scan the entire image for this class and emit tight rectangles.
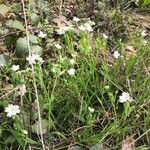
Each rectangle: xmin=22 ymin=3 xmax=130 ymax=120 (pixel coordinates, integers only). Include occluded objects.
xmin=0 ymin=0 xmax=150 ymax=149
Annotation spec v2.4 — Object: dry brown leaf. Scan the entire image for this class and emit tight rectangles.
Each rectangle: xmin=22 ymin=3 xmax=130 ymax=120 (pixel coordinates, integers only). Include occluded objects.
xmin=125 ymin=46 xmax=137 ymax=57
xmin=121 ymin=136 xmax=135 ymax=150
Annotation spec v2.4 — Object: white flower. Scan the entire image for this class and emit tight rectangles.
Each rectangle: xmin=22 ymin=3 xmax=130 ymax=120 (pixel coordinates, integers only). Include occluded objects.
xmin=141 ymin=30 xmax=147 ymax=37
xmin=26 ymin=54 xmax=44 ymax=65
xmin=56 ymin=24 xmax=73 ymax=35
xmin=55 ymin=43 xmax=62 ymax=49
xmin=22 ymin=130 xmax=28 ymax=135
xmin=78 ymin=25 xmax=87 ymax=31
xmin=78 ymin=21 xmax=94 ymax=32
xmin=17 ymin=84 xmax=26 ymax=96
xmin=84 ymin=23 xmax=93 ymax=32
xmin=88 ymin=107 xmax=95 ymax=113
xmin=113 ymin=51 xmax=120 ymax=58
xmin=118 ymin=92 xmax=134 ymax=103
xmin=67 ymin=68 xmax=75 ymax=76
xmin=38 ymin=31 xmax=47 ymax=38
xmin=88 ymin=20 xmax=95 ymax=26
xmin=73 ymin=16 xmax=80 ymax=22
xmin=5 ymin=104 xmax=20 ymax=117
xmin=102 ymin=33 xmax=108 ymax=39
xmin=69 ymin=59 xmax=75 ymax=65
xmin=11 ymin=65 xmax=19 ymax=71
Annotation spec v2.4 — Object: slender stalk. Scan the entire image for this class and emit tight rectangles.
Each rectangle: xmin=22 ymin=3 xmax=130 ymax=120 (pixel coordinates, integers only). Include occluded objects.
xmin=21 ymin=0 xmax=45 ymax=149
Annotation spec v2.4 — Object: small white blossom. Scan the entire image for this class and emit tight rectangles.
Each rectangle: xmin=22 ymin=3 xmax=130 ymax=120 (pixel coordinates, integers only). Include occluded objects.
xmin=11 ymin=65 xmax=19 ymax=71
xmin=84 ymin=23 xmax=93 ymax=32
xmin=5 ymin=104 xmax=20 ymax=117
xmin=55 ymin=43 xmax=62 ymax=49
xmin=69 ymin=59 xmax=75 ymax=65
xmin=78 ymin=25 xmax=87 ymax=31
xmin=88 ymin=20 xmax=95 ymax=26
xmin=73 ymin=16 xmax=80 ymax=22
xmin=67 ymin=68 xmax=75 ymax=76
xmin=38 ymin=31 xmax=47 ymax=38
xmin=113 ymin=51 xmax=121 ymax=58
xmin=102 ymin=33 xmax=108 ymax=39
xmin=118 ymin=92 xmax=134 ymax=103
xmin=26 ymin=54 xmax=44 ymax=65
xmin=22 ymin=130 xmax=28 ymax=135
xmin=141 ymin=30 xmax=147 ymax=37
xmin=88 ymin=107 xmax=95 ymax=113
xmin=17 ymin=84 xmax=26 ymax=96
xmin=56 ymin=24 xmax=73 ymax=35
xmin=78 ymin=21 xmax=94 ymax=32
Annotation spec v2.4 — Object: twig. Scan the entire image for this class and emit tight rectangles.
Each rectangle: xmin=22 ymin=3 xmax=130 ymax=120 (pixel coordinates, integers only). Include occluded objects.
xmin=21 ymin=0 xmax=46 ymax=149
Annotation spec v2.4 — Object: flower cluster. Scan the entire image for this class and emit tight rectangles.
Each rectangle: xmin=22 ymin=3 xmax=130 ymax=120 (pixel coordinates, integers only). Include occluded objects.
xmin=78 ymin=20 xmax=95 ymax=32
xmin=56 ymin=24 xmax=73 ymax=35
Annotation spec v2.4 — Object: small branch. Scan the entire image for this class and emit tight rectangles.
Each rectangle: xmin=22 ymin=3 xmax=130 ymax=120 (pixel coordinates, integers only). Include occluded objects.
xmin=21 ymin=0 xmax=46 ymax=149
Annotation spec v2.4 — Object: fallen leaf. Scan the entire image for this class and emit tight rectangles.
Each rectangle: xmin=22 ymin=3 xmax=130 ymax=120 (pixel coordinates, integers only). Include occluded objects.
xmin=125 ymin=46 xmax=137 ymax=57
xmin=121 ymin=136 xmax=135 ymax=150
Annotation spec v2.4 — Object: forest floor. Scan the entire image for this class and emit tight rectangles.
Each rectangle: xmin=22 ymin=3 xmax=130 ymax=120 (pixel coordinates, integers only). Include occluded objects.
xmin=0 ymin=0 xmax=150 ymax=150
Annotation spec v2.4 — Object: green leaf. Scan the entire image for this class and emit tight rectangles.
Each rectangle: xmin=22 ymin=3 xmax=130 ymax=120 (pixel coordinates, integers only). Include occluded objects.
xmin=30 ymin=13 xmax=40 ymax=25
xmin=15 ymin=37 xmax=28 ymax=57
xmin=0 ymin=4 xmax=10 ymax=16
xmin=29 ymin=34 xmax=39 ymax=44
xmin=31 ymin=45 xmax=43 ymax=55
xmin=31 ymin=119 xmax=48 ymax=135
xmin=5 ymin=20 xmax=25 ymax=31
xmin=125 ymin=56 xmax=137 ymax=74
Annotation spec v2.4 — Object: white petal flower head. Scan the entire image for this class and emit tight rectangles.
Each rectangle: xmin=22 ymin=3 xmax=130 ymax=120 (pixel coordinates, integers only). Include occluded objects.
xmin=5 ymin=104 xmax=20 ymax=117
xmin=78 ymin=25 xmax=87 ymax=31
xmin=118 ymin=92 xmax=134 ymax=103
xmin=88 ymin=20 xmax=95 ymax=26
xmin=67 ymin=68 xmax=75 ymax=76
xmin=56 ymin=28 xmax=65 ymax=35
xmin=38 ymin=31 xmax=47 ymax=38
xmin=73 ymin=16 xmax=80 ymax=22
xmin=69 ymin=59 xmax=75 ymax=65
xmin=17 ymin=84 xmax=26 ymax=96
xmin=141 ymin=30 xmax=147 ymax=37
xmin=102 ymin=33 xmax=108 ymax=39
xmin=113 ymin=51 xmax=120 ymax=58
xmin=84 ymin=23 xmax=93 ymax=32
xmin=26 ymin=54 xmax=44 ymax=65
xmin=55 ymin=43 xmax=62 ymax=49
xmin=11 ymin=65 xmax=19 ymax=71
xmin=56 ymin=24 xmax=73 ymax=35
xmin=88 ymin=107 xmax=95 ymax=113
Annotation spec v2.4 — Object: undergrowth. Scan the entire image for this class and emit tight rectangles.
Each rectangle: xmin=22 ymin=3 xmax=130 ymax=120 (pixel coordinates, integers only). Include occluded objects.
xmin=0 ymin=0 xmax=150 ymax=150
